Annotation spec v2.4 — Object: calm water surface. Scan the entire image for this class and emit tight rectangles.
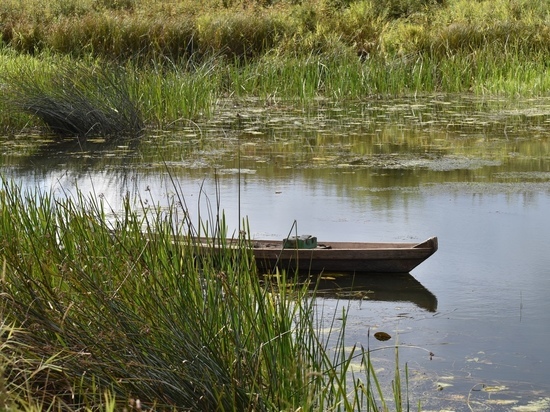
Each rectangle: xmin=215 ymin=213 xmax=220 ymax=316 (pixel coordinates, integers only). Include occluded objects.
xmin=2 ymin=96 xmax=550 ymax=410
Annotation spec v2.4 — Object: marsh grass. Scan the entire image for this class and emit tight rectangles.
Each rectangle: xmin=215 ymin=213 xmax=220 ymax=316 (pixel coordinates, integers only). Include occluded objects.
xmin=0 ymin=52 xmax=217 ymax=131
xmin=0 ymin=179 xmax=411 ymax=410
xmin=2 ymin=0 xmax=549 ymax=61
xmin=1 ymin=60 xmax=143 ymax=138
xmin=1 ymin=0 xmax=550 ymax=133
xmin=3 ymin=45 xmax=548 ymax=136
xmin=128 ymin=58 xmax=219 ymax=126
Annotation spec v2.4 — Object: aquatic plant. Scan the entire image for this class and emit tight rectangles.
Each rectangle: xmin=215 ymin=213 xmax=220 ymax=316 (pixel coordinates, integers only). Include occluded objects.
xmin=1 ymin=61 xmax=144 ymax=138
xmin=0 ymin=178 xmax=410 ymax=411
xmin=0 ymin=0 xmax=548 ymax=134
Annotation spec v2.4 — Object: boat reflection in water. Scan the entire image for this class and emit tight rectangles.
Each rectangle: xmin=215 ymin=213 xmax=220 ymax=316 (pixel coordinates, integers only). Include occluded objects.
xmin=307 ymin=272 xmax=438 ymax=312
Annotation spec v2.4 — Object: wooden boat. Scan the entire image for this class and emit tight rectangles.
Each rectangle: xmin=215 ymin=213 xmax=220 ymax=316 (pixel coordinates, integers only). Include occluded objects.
xmin=251 ymin=236 xmax=438 ymax=274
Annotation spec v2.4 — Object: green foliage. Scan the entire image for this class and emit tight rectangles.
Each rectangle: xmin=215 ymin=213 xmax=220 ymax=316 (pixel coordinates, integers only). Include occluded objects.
xmin=426 ymin=0 xmax=550 ymax=56
xmin=196 ymin=8 xmax=290 ymax=60
xmin=0 ymin=0 xmax=549 ymax=132
xmin=47 ymin=14 xmax=197 ymax=61
xmin=94 ymin=0 xmax=136 ymax=11
xmin=1 ymin=0 xmax=549 ymax=61
xmin=337 ymin=1 xmax=383 ymax=48
xmin=0 ymin=179 xmax=406 ymax=411
xmin=1 ymin=60 xmax=144 ymax=138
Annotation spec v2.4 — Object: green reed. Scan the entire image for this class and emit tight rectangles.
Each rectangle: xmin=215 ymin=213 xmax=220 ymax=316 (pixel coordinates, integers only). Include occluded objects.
xmin=2 ymin=60 xmax=143 ymax=138
xmin=0 ymin=0 xmax=549 ymax=133
xmin=126 ymin=58 xmax=219 ymax=126
xmin=0 ymin=178 xmax=408 ymax=411
xmin=1 ymin=45 xmax=548 ymax=135
xmin=2 ymin=0 xmax=549 ymax=61
xmin=0 ymin=52 xmax=217 ymax=132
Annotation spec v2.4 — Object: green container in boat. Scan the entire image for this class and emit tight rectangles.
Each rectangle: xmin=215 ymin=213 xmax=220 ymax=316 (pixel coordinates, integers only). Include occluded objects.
xmin=283 ymin=235 xmax=317 ymax=249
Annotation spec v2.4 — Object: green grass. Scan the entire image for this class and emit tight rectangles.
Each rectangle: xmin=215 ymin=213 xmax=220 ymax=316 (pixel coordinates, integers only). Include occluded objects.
xmin=0 ymin=52 xmax=217 ymax=133
xmin=2 ymin=0 xmax=549 ymax=61
xmin=0 ymin=178 xmax=411 ymax=411
xmin=0 ymin=0 xmax=549 ymax=132
xmin=2 ymin=60 xmax=143 ymax=137
xmin=3 ymin=46 xmax=548 ymax=134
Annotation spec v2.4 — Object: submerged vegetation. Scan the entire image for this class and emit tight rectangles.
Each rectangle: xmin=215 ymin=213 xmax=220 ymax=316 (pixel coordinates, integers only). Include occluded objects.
xmin=0 ymin=180 xmax=407 ymax=410
xmin=0 ymin=0 xmax=549 ymax=134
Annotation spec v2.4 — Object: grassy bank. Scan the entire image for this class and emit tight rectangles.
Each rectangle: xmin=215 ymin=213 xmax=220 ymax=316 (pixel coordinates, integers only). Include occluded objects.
xmin=1 ymin=46 xmax=548 ymax=134
xmin=0 ymin=0 xmax=549 ymax=133
xmin=0 ymin=179 xmax=409 ymax=411
xmin=2 ymin=0 xmax=549 ymax=62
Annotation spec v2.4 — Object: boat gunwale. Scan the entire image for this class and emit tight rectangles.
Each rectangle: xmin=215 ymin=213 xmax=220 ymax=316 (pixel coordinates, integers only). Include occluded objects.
xmin=250 ymin=236 xmax=438 ymax=252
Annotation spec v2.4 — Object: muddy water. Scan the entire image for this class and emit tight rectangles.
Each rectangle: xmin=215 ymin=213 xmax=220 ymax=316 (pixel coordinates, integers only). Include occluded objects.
xmin=2 ymin=96 xmax=550 ymax=410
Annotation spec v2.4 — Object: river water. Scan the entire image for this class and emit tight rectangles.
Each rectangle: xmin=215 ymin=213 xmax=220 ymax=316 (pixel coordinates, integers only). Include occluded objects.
xmin=2 ymin=96 xmax=550 ymax=410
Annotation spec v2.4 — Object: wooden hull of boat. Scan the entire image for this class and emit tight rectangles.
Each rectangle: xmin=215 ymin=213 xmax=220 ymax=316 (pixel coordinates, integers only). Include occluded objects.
xmin=252 ymin=237 xmax=438 ymax=274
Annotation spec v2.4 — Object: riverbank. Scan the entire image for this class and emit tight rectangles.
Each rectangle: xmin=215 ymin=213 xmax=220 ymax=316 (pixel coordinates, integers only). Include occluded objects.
xmin=2 ymin=0 xmax=549 ymax=63
xmin=0 ymin=0 xmax=549 ymax=134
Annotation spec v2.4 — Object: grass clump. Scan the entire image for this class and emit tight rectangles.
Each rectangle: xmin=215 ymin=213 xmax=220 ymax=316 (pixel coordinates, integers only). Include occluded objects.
xmin=0 ymin=178 xmax=410 ymax=411
xmin=0 ymin=52 xmax=217 ymax=132
xmin=1 ymin=60 xmax=143 ymax=138
xmin=196 ymin=7 xmax=290 ymax=61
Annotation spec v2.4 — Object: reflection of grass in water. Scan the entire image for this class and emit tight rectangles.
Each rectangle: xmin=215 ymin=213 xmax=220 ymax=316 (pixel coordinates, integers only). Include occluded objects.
xmin=0 ymin=179 xmax=412 ymax=411
xmin=3 ymin=94 xmax=548 ymax=184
